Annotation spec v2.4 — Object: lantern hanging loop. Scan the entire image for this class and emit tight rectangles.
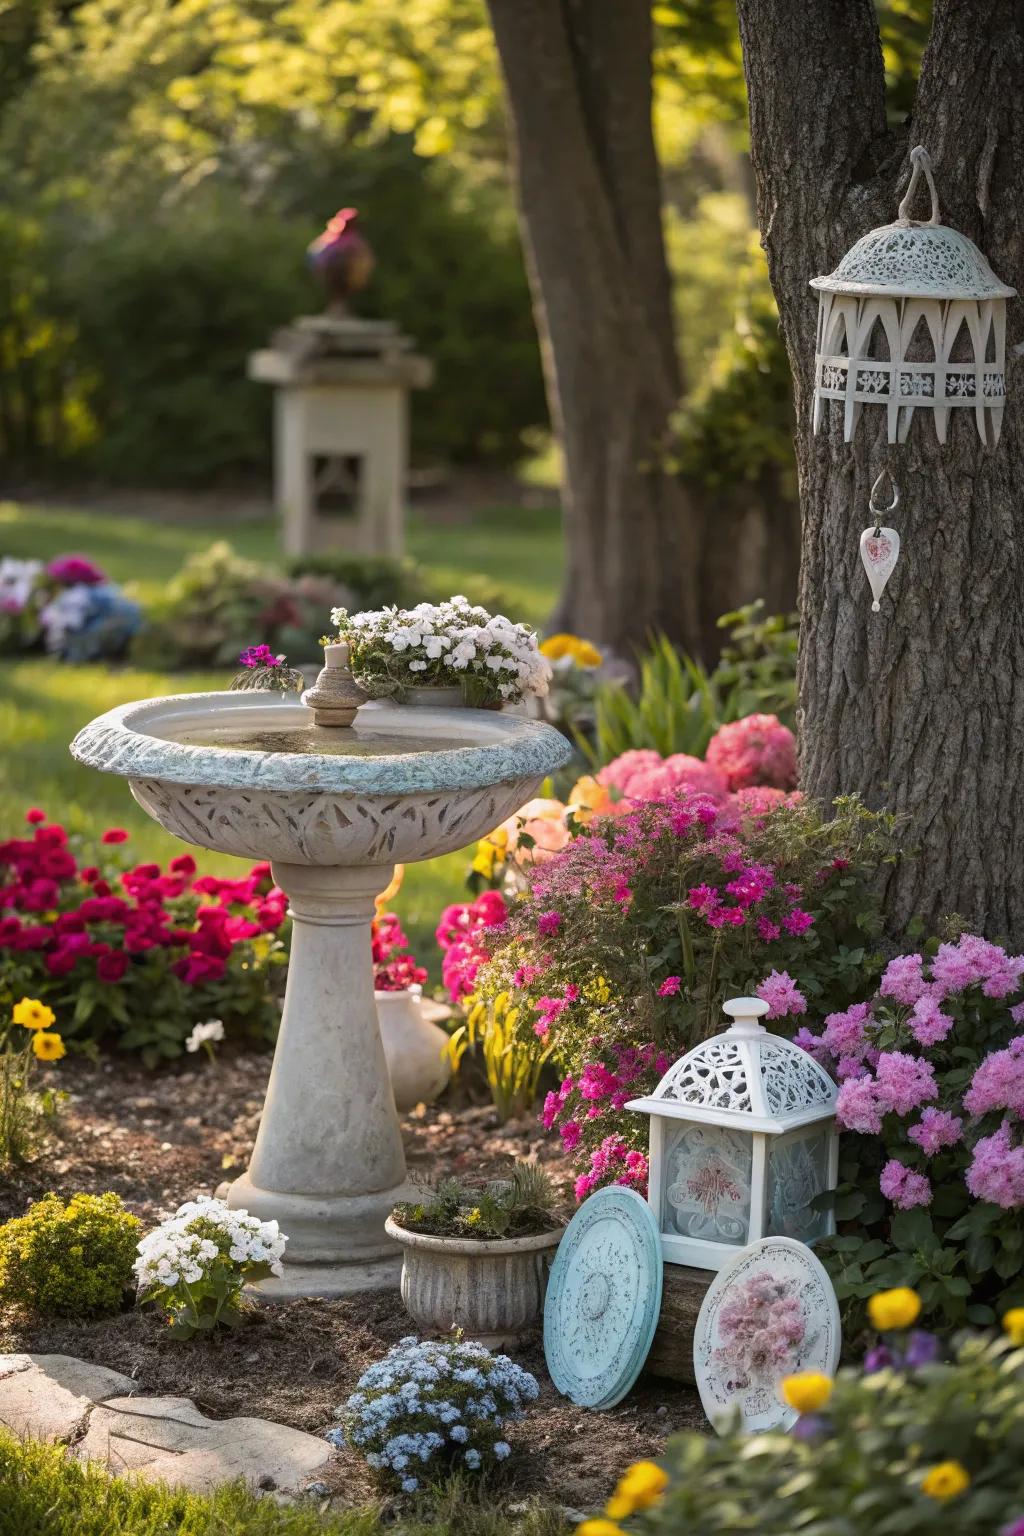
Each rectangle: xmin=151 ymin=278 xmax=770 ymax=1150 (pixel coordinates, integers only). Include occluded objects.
xmin=869 ymin=467 xmax=899 ymax=534
xmin=897 ymin=146 xmax=941 ymax=226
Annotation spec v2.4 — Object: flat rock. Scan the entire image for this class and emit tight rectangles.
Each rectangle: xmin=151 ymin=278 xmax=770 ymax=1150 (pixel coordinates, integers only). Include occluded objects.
xmin=77 ymin=1394 xmax=333 ymax=1495
xmin=0 ymin=1353 xmax=137 ymax=1443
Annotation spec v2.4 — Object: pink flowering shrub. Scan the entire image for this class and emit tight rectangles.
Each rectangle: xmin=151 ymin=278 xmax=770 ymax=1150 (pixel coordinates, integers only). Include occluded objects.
xmin=435 ymin=890 xmax=508 ymax=1002
xmin=705 ymin=713 xmax=797 ymax=792
xmin=478 ymin=793 xmax=893 ymax=1199
xmin=372 ymin=913 xmax=427 ymax=992
xmin=799 ymin=932 xmax=1024 ymax=1329
xmin=0 ymin=811 xmax=287 ymax=1064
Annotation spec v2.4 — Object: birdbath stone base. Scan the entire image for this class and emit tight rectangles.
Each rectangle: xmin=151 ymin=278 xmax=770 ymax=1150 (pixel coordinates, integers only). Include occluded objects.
xmin=226 ymin=862 xmax=414 ymax=1297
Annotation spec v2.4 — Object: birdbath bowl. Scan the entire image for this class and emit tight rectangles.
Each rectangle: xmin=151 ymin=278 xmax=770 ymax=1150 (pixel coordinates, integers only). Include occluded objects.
xmin=71 ymin=689 xmax=571 ymax=1296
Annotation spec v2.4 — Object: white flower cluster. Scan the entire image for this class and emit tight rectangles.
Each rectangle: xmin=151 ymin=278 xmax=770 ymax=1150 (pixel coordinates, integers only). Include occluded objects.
xmin=339 ymin=1335 xmax=538 ymax=1492
xmin=331 ymin=596 xmax=551 ymax=704
xmin=185 ymin=1018 xmax=225 ymax=1053
xmin=134 ymin=1196 xmax=286 ymax=1293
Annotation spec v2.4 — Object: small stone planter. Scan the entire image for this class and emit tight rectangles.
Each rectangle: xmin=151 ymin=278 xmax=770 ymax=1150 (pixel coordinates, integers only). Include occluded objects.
xmin=384 ymin=1218 xmax=563 ymax=1348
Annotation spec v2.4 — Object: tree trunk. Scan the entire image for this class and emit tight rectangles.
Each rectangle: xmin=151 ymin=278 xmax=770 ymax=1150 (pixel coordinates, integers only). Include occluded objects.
xmin=736 ymin=0 xmax=1024 ymax=941
xmin=486 ymin=0 xmax=707 ymax=657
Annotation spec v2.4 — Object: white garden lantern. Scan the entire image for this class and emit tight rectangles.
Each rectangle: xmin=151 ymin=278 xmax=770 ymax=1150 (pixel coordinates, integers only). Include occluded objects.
xmin=811 ymin=146 xmax=1015 ymax=446
xmin=626 ymin=998 xmax=839 ymax=1271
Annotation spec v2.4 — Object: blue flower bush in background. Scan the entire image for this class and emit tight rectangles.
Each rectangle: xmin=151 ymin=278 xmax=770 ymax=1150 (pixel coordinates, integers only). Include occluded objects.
xmin=337 ymin=1336 xmax=539 ymax=1493
xmin=0 ymin=553 xmax=141 ymax=661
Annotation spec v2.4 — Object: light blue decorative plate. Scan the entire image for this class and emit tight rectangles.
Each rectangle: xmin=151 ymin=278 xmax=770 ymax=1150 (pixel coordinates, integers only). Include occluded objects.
xmin=543 ymin=1186 xmax=663 ymax=1410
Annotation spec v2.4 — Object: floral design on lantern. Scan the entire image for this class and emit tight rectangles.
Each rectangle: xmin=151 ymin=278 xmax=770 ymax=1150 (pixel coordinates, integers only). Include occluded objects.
xmin=627 ymin=998 xmax=839 ymax=1270
xmin=811 ymin=146 xmax=1015 ymax=446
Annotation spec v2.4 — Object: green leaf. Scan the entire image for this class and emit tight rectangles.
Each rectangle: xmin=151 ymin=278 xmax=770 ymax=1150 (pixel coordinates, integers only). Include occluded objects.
xmin=890 ymin=1208 xmax=935 ymax=1252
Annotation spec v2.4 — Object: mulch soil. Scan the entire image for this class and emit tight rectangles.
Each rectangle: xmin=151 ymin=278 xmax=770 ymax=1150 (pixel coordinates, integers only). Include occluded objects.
xmin=0 ymin=1051 xmax=705 ymax=1512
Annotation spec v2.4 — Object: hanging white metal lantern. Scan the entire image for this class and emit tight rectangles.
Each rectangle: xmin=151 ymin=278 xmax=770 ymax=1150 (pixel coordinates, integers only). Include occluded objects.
xmin=811 ymin=146 xmax=1015 ymax=446
xmin=626 ymin=998 xmax=839 ymax=1271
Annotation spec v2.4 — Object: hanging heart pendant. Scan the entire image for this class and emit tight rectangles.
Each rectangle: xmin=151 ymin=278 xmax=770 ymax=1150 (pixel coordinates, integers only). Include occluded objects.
xmin=860 ymin=526 xmax=901 ymax=613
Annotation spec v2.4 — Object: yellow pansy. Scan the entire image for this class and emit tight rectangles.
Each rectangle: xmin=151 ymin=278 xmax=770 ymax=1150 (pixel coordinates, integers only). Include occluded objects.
xmin=585 ymin=975 xmax=612 ymax=1004
xmin=578 ymin=1523 xmax=625 ymax=1536
xmin=868 ymin=1287 xmax=922 ymax=1331
xmin=781 ymin=1371 xmax=833 ymax=1414
xmin=12 ymin=997 xmax=55 ymax=1032
xmin=32 ymin=1031 xmax=66 ymax=1063
xmin=606 ymin=1460 xmax=669 ymax=1520
xmin=921 ymin=1461 xmax=970 ymax=1501
xmin=1002 ymin=1307 xmax=1024 ymax=1345
xmin=541 ymin=632 xmax=602 ymax=667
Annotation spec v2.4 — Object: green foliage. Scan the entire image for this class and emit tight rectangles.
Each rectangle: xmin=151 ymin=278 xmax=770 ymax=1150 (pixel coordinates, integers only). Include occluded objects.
xmin=582 ymin=605 xmax=797 ymax=769
xmin=446 ymin=987 xmax=555 ymax=1123
xmin=0 ymin=1429 xmax=569 ymax=1536
xmin=393 ymin=1162 xmax=559 ymax=1241
xmin=632 ymin=1333 xmax=1024 ymax=1535
xmin=0 ymin=1192 xmax=140 ymax=1317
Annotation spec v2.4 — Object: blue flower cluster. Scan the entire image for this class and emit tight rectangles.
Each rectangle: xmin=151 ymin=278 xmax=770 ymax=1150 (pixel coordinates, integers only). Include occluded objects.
xmin=338 ymin=1335 xmax=538 ymax=1492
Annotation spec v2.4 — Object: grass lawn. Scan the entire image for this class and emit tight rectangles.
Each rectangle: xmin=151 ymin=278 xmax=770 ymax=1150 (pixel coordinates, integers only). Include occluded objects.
xmin=0 ymin=1433 xmax=567 ymax=1536
xmin=0 ymin=497 xmax=564 ymax=968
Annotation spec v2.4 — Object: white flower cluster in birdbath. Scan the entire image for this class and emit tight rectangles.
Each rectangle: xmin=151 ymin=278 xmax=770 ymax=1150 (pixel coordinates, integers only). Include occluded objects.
xmin=134 ymin=1196 xmax=286 ymax=1335
xmin=328 ymin=595 xmax=551 ymax=706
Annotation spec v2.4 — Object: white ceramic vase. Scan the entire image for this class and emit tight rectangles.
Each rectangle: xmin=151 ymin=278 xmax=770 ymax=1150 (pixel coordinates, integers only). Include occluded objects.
xmin=384 ymin=1217 xmax=562 ymax=1348
xmin=376 ymin=985 xmax=452 ymax=1113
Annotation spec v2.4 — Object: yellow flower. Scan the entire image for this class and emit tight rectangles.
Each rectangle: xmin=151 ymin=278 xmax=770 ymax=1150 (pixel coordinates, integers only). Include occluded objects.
xmin=464 ymin=1207 xmax=482 ymax=1226
xmin=540 ymin=633 xmax=602 ymax=668
xmin=504 ymin=1007 xmax=520 ymax=1030
xmin=868 ymin=1287 xmax=922 ymax=1331
xmin=921 ymin=1461 xmax=970 ymax=1501
xmin=32 ymin=1031 xmax=66 ymax=1063
xmin=585 ymin=975 xmax=612 ymax=1004
xmin=578 ymin=1523 xmax=625 ymax=1536
xmin=568 ymin=775 xmax=614 ymax=826
xmin=606 ymin=1460 xmax=669 ymax=1520
xmin=250 ymin=935 xmax=273 ymax=963
xmin=493 ymin=991 xmax=510 ymax=1018
xmin=471 ymin=844 xmax=498 ymax=878
xmin=781 ymin=1371 xmax=833 ymax=1414
xmin=12 ymin=997 xmax=55 ymax=1032
xmin=1002 ymin=1307 xmax=1024 ymax=1345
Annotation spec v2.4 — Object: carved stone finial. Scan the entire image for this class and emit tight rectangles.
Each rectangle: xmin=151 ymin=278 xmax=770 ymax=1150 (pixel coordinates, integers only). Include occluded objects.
xmin=302 ymin=641 xmax=368 ymax=727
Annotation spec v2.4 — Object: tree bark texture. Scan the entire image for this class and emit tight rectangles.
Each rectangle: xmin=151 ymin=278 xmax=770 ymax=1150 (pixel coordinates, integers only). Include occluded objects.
xmin=486 ymin=0 xmax=708 ymax=657
xmin=736 ymin=0 xmax=1024 ymax=941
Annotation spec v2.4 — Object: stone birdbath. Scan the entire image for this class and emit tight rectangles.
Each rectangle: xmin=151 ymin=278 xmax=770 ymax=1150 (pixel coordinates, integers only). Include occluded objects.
xmin=71 ymin=647 xmax=570 ymax=1296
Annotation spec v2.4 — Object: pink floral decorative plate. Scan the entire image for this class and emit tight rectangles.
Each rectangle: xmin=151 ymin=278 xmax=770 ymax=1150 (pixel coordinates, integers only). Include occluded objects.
xmin=693 ymin=1237 xmax=841 ymax=1434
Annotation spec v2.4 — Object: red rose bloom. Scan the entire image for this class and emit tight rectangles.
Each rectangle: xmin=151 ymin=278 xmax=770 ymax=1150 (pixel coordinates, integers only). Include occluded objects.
xmin=101 ymin=828 xmax=129 ymax=845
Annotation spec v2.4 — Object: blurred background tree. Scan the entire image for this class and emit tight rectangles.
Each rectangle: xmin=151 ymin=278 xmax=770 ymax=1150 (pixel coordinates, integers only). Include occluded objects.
xmin=0 ymin=0 xmax=932 ymax=651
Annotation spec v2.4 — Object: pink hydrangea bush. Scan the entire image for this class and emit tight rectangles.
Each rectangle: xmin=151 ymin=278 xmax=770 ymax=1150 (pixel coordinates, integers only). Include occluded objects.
xmin=798 ymin=932 xmax=1024 ymax=1329
xmin=0 ymin=810 xmax=287 ymax=1064
xmin=705 ymin=713 xmax=797 ymax=792
xmin=474 ymin=792 xmax=893 ymax=1200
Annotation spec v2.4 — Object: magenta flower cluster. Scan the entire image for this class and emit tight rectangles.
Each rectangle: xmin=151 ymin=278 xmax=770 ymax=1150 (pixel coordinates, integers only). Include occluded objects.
xmin=797 ymin=932 xmax=1024 ymax=1212
xmin=543 ymin=1041 xmax=670 ymax=1191
xmin=435 ymin=890 xmax=508 ymax=1002
xmin=571 ymin=1134 xmax=649 ymax=1203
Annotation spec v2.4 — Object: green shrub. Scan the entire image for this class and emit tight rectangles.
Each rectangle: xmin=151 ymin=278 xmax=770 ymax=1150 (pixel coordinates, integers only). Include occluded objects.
xmin=0 ymin=1193 xmax=141 ymax=1317
xmin=605 ymin=1332 xmax=1024 ymax=1536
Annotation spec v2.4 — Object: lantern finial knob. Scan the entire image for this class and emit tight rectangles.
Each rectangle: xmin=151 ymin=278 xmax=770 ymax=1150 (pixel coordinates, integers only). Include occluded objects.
xmin=898 ymin=145 xmax=940 ymax=226
xmin=722 ymin=996 xmax=770 ymax=1037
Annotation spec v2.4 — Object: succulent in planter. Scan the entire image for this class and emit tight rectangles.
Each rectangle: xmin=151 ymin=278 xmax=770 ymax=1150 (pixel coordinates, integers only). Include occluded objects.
xmin=393 ymin=1163 xmax=561 ymax=1242
xmin=387 ymin=1164 xmax=565 ymax=1347
xmin=326 ymin=596 xmax=552 ymax=708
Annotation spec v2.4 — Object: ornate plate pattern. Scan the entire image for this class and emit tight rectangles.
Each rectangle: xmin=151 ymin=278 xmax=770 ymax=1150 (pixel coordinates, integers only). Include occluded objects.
xmin=693 ymin=1237 xmax=840 ymax=1435
xmin=543 ymin=1187 xmax=662 ymax=1410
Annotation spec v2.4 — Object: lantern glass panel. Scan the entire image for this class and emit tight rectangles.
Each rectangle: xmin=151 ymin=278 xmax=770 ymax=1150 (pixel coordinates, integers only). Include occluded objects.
xmin=660 ymin=1122 xmax=751 ymax=1247
xmin=766 ymin=1126 xmax=831 ymax=1244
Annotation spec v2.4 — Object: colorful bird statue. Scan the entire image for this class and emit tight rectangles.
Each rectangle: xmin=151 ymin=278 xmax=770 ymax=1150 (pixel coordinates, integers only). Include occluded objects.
xmin=306 ymin=207 xmax=375 ymax=317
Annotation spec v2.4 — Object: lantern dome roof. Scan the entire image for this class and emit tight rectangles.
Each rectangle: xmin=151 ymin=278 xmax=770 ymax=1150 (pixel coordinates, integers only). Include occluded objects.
xmin=626 ymin=998 xmax=837 ymax=1135
xmin=810 ymin=219 xmax=1015 ymax=301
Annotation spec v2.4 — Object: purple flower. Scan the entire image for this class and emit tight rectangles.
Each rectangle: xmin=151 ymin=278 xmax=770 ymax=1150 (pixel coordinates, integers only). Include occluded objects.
xmin=863 ymin=1344 xmax=894 ymax=1373
xmin=755 ymin=969 xmax=807 ymax=1020
xmin=880 ymin=1158 xmax=932 ymax=1210
xmin=908 ymin=994 xmax=955 ymax=1047
xmin=963 ymin=1037 xmax=1024 ymax=1118
xmin=907 ymin=1107 xmax=963 ymax=1156
xmin=879 ymin=952 xmax=927 ymax=1006
xmin=822 ymin=1001 xmax=872 ymax=1061
xmin=965 ymin=1120 xmax=1024 ymax=1210
xmin=903 ymin=1330 xmax=939 ymax=1367
xmin=782 ymin=907 xmax=814 ymax=936
xmin=999 ymin=1520 xmax=1024 ymax=1536
xmin=874 ymin=1051 xmax=938 ymax=1116
xmin=46 ymin=553 xmax=106 ymax=586
xmin=239 ymin=644 xmax=280 ymax=668
xmin=836 ymin=1074 xmax=884 ymax=1134
xmin=789 ymin=1413 xmax=829 ymax=1442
